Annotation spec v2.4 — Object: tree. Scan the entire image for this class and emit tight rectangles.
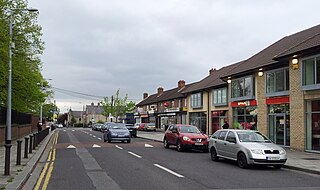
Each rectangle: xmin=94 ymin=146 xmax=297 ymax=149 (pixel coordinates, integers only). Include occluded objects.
xmin=101 ymin=89 xmax=136 ymax=122
xmin=42 ymin=103 xmax=59 ymax=121
xmin=0 ymin=0 xmax=48 ymax=114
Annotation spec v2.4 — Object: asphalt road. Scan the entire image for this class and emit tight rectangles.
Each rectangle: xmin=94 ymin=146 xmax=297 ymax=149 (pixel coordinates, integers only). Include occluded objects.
xmin=31 ymin=128 xmax=320 ymax=190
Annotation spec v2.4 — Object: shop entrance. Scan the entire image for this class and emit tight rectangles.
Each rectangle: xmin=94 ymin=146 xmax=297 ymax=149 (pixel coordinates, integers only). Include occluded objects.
xmin=269 ymin=114 xmax=290 ymax=146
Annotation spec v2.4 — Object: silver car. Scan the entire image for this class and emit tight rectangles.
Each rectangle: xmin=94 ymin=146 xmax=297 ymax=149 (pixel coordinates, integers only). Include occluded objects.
xmin=209 ymin=129 xmax=287 ymax=169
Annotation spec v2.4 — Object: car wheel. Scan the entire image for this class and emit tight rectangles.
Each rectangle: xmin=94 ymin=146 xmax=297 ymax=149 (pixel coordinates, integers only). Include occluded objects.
xmin=210 ymin=147 xmax=219 ymax=161
xmin=163 ymin=138 xmax=169 ymax=148
xmin=176 ymin=140 xmax=183 ymax=152
xmin=273 ymin=165 xmax=283 ymax=169
xmin=237 ymin=152 xmax=249 ymax=169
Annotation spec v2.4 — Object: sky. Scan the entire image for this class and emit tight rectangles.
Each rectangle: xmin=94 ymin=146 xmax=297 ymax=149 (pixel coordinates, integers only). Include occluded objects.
xmin=28 ymin=0 xmax=320 ymax=113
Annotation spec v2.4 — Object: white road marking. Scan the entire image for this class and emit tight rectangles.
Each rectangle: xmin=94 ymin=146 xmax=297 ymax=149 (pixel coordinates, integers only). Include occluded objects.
xmin=97 ymin=138 xmax=102 ymax=140
xmin=145 ymin=144 xmax=153 ymax=148
xmin=154 ymin=164 xmax=184 ymax=178
xmin=67 ymin=145 xmax=76 ymax=149
xmin=63 ymin=130 xmax=66 ymax=132
xmin=90 ymin=134 xmax=93 ymax=136
xmin=115 ymin=145 xmax=123 ymax=150
xmin=92 ymin=144 xmax=101 ymax=148
xmin=93 ymin=135 xmax=96 ymax=138
xmin=128 ymin=152 xmax=142 ymax=158
xmin=72 ymin=130 xmax=75 ymax=132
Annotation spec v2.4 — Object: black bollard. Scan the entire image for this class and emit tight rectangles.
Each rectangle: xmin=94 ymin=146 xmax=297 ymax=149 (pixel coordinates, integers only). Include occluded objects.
xmin=33 ymin=133 xmax=37 ymax=149
xmin=4 ymin=143 xmax=12 ymax=175
xmin=16 ymin=140 xmax=22 ymax=165
xmin=29 ymin=135 xmax=33 ymax=153
xmin=24 ymin=137 xmax=29 ymax=158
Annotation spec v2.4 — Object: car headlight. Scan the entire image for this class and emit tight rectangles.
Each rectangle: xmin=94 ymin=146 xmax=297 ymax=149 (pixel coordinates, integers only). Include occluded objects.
xmin=251 ymin=149 xmax=264 ymax=155
xmin=182 ymin=136 xmax=190 ymax=141
xmin=279 ymin=149 xmax=286 ymax=155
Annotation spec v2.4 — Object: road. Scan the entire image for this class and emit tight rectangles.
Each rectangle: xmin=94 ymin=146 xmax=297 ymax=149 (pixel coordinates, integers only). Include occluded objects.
xmin=27 ymin=128 xmax=320 ymax=190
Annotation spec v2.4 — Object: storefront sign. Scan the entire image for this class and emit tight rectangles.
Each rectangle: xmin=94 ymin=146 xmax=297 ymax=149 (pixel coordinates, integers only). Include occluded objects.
xmin=266 ymin=96 xmax=289 ymax=105
xmin=165 ymin=107 xmax=180 ymax=112
xmin=140 ymin=114 xmax=148 ymax=118
xmin=231 ymin=100 xmax=257 ymax=107
xmin=182 ymin=107 xmax=188 ymax=111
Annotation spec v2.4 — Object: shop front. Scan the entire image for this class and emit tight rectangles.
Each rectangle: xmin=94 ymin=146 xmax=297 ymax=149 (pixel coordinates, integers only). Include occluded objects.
xmin=266 ymin=97 xmax=290 ymax=147
xmin=306 ymin=100 xmax=320 ymax=152
xmin=231 ymin=100 xmax=257 ymax=130
xmin=189 ymin=112 xmax=207 ymax=134
xmin=211 ymin=110 xmax=228 ymax=134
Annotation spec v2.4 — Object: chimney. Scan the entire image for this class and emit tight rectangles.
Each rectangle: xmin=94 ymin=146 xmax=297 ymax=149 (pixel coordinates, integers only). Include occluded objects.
xmin=143 ymin=93 xmax=148 ymax=99
xmin=91 ymin=102 xmax=94 ymax=106
xmin=209 ymin=68 xmax=216 ymax=75
xmin=97 ymin=102 xmax=100 ymax=106
xmin=178 ymin=80 xmax=185 ymax=89
xmin=157 ymin=87 xmax=164 ymax=95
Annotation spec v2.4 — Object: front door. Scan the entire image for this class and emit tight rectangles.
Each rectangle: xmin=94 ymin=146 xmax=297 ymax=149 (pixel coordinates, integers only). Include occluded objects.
xmin=273 ymin=114 xmax=290 ymax=146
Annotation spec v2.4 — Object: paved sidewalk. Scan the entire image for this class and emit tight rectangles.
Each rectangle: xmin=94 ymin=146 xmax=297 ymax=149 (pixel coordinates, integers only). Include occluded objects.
xmin=0 ymin=130 xmax=54 ymax=190
xmin=137 ymin=130 xmax=320 ymax=175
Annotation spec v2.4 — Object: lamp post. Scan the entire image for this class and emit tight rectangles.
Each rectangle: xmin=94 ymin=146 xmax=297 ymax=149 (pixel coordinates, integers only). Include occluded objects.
xmin=5 ymin=7 xmax=38 ymax=176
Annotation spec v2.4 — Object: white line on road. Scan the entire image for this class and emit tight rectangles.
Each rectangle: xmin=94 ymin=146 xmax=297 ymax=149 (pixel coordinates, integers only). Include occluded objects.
xmin=97 ymin=138 xmax=102 ymax=140
xmin=93 ymin=135 xmax=96 ymax=138
xmin=154 ymin=164 xmax=184 ymax=178
xmin=115 ymin=145 xmax=123 ymax=150
xmin=128 ymin=152 xmax=142 ymax=158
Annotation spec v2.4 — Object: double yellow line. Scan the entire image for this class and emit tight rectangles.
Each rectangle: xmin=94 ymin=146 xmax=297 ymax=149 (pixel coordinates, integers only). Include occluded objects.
xmin=34 ymin=132 xmax=58 ymax=190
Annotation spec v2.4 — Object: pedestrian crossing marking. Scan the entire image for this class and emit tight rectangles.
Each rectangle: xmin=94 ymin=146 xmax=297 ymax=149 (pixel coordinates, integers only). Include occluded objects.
xmin=92 ymin=144 xmax=101 ymax=148
xmin=67 ymin=145 xmax=76 ymax=149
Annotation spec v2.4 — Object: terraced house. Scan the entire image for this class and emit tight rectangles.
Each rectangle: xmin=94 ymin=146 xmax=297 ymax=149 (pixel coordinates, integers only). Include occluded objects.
xmin=135 ymin=24 xmax=320 ymax=152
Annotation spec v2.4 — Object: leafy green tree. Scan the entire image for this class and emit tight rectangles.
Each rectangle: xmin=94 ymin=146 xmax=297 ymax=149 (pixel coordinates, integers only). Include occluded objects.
xmin=0 ymin=0 xmax=48 ymax=114
xmin=101 ymin=89 xmax=136 ymax=122
xmin=42 ymin=103 xmax=59 ymax=121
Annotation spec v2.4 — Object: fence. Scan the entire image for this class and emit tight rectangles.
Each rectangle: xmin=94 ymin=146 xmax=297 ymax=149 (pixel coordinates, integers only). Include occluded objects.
xmin=0 ymin=106 xmax=32 ymax=125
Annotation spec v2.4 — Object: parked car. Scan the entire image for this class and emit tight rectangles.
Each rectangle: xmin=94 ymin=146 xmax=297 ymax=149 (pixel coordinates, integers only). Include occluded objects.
xmin=103 ymin=123 xmax=131 ymax=143
xmin=134 ymin=123 xmax=141 ymax=129
xmin=144 ymin=123 xmax=156 ymax=131
xmin=126 ymin=124 xmax=137 ymax=137
xmin=209 ymin=129 xmax=287 ymax=169
xmin=93 ymin=123 xmax=103 ymax=131
xmin=163 ymin=124 xmax=209 ymax=152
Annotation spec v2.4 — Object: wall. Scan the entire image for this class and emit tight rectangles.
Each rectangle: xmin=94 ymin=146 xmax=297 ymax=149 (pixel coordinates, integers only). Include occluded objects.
xmin=256 ymin=72 xmax=268 ymax=136
xmin=0 ymin=124 xmax=33 ymax=145
xmin=290 ymin=59 xmax=305 ymax=150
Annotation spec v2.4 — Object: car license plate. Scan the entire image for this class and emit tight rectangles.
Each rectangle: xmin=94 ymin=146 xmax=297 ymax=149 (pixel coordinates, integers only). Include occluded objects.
xmin=195 ymin=143 xmax=203 ymax=146
xmin=266 ymin=156 xmax=280 ymax=160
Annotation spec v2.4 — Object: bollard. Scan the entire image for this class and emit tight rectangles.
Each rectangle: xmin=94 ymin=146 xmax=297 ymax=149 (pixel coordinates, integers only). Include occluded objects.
xmin=29 ymin=135 xmax=33 ymax=153
xmin=33 ymin=133 xmax=37 ymax=149
xmin=4 ymin=143 xmax=12 ymax=175
xmin=16 ymin=140 xmax=22 ymax=165
xmin=24 ymin=137 xmax=29 ymax=158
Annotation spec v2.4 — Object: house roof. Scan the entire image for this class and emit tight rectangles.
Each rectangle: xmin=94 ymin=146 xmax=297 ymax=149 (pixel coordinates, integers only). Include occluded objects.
xmin=136 ymin=85 xmax=189 ymax=107
xmin=221 ymin=24 xmax=320 ymax=78
xmin=71 ymin=111 xmax=82 ymax=117
xmin=86 ymin=104 xmax=104 ymax=114
xmin=181 ymin=62 xmax=242 ymax=94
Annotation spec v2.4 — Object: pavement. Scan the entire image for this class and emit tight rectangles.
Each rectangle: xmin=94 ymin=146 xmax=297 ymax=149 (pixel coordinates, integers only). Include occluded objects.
xmin=0 ymin=128 xmax=319 ymax=190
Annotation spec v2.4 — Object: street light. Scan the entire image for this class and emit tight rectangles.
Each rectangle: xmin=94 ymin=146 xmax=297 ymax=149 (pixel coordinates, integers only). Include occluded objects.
xmin=5 ymin=7 xmax=39 ymax=176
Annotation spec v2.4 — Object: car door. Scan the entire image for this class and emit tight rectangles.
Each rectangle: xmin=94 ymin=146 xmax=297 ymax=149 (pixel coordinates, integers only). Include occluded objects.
xmin=215 ymin=131 xmax=228 ymax=157
xmin=166 ymin=125 xmax=175 ymax=144
xmin=224 ymin=131 xmax=238 ymax=159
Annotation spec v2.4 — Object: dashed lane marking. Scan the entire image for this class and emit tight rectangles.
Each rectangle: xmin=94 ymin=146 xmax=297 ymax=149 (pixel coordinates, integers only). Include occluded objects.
xmin=154 ymin=164 xmax=184 ymax=178
xmin=115 ymin=145 xmax=123 ymax=150
xmin=128 ymin=152 xmax=142 ymax=158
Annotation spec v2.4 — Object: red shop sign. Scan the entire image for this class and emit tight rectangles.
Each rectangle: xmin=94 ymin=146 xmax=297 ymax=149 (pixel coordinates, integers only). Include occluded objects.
xmin=231 ymin=100 xmax=257 ymax=107
xmin=266 ymin=96 xmax=289 ymax=105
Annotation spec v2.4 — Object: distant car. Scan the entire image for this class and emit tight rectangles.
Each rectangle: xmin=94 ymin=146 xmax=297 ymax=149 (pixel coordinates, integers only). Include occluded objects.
xmin=137 ymin=123 xmax=146 ymax=131
xmin=126 ymin=124 xmax=137 ymax=137
xmin=103 ymin=123 xmax=131 ymax=143
xmin=93 ymin=123 xmax=103 ymax=131
xmin=144 ymin=123 xmax=156 ymax=131
xmin=163 ymin=124 xmax=209 ymax=152
xmin=209 ymin=129 xmax=287 ymax=169
xmin=134 ymin=123 xmax=141 ymax=129
xmin=57 ymin=124 xmax=63 ymax=128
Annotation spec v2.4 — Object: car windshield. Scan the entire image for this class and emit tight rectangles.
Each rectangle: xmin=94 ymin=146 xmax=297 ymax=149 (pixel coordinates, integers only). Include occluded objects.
xmin=147 ymin=123 xmax=155 ymax=127
xmin=179 ymin=126 xmax=200 ymax=133
xmin=236 ymin=131 xmax=271 ymax=143
xmin=110 ymin=123 xmax=127 ymax=129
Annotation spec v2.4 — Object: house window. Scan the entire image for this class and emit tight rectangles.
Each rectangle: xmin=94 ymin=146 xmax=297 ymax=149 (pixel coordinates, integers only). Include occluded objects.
xmin=266 ymin=68 xmax=289 ymax=96
xmin=190 ymin=92 xmax=202 ymax=108
xmin=212 ymin=88 xmax=227 ymax=106
xmin=302 ymin=56 xmax=320 ymax=90
xmin=231 ymin=76 xmax=254 ymax=100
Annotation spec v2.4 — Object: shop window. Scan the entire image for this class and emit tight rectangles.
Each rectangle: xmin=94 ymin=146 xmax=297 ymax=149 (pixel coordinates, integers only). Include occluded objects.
xmin=306 ymin=100 xmax=320 ymax=151
xmin=190 ymin=92 xmax=203 ymax=108
xmin=302 ymin=55 xmax=320 ymax=90
xmin=266 ymin=68 xmax=289 ymax=96
xmin=231 ymin=76 xmax=254 ymax=101
xmin=212 ymin=88 xmax=227 ymax=106
xmin=233 ymin=106 xmax=257 ymax=130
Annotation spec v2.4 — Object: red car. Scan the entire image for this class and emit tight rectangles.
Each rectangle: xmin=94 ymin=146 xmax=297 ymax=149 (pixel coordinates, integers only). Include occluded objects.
xmin=138 ymin=123 xmax=146 ymax=131
xmin=163 ymin=124 xmax=209 ymax=152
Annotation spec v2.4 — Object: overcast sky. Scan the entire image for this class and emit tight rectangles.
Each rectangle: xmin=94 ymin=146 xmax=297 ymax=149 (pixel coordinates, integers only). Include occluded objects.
xmin=29 ymin=0 xmax=320 ymax=113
